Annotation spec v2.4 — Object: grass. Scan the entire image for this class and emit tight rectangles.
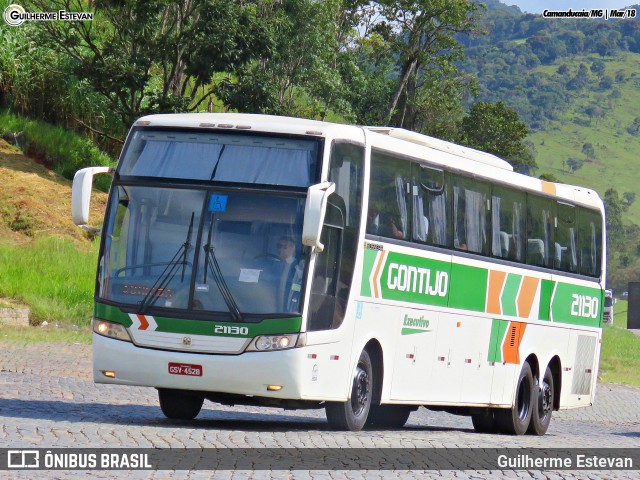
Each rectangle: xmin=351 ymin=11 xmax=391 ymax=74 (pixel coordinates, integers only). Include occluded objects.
xmin=0 ymin=237 xmax=99 ymax=325
xmin=599 ymin=300 xmax=640 ymax=386
xmin=0 ymin=110 xmax=115 ymax=191
xmin=0 ymin=324 xmax=91 ymax=344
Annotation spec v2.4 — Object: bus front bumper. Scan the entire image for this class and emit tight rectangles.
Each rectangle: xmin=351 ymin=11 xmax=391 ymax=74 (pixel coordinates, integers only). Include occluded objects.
xmin=93 ymin=333 xmax=306 ymax=399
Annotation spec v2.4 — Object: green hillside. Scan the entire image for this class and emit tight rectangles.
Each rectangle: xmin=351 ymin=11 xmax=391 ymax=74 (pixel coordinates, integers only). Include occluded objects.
xmin=460 ymin=1 xmax=640 ymax=290
xmin=529 ymin=52 xmax=640 ymax=221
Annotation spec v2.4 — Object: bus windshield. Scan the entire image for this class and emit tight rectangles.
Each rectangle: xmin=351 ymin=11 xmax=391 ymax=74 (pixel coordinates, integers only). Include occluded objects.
xmin=99 ymin=186 xmax=307 ymax=316
xmin=119 ymin=129 xmax=319 ymax=187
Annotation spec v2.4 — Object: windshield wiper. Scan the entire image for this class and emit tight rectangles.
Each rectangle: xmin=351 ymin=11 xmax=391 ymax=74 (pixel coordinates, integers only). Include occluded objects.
xmin=138 ymin=212 xmax=195 ymax=314
xmin=203 ymin=213 xmax=243 ymax=322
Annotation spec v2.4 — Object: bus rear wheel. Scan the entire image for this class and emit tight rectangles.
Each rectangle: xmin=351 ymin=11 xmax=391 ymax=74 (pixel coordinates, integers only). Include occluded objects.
xmin=495 ymin=362 xmax=535 ymax=435
xmin=471 ymin=409 xmax=499 ymax=433
xmin=366 ymin=405 xmax=413 ymax=429
xmin=527 ymin=366 xmax=554 ymax=435
xmin=325 ymin=349 xmax=373 ymax=431
xmin=158 ymin=388 xmax=204 ymax=420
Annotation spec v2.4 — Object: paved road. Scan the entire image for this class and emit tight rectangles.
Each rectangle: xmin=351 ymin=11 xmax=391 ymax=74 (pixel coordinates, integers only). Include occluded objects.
xmin=0 ymin=341 xmax=638 ymax=479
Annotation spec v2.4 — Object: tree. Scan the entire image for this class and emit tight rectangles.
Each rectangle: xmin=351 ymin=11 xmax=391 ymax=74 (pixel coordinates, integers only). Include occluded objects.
xmin=565 ymin=158 xmax=584 ymax=173
xmin=628 ymin=117 xmax=640 ymax=136
xmin=29 ymin=0 xmax=272 ymax=128
xmin=459 ymin=101 xmax=536 ymax=172
xmin=216 ymin=0 xmax=360 ymax=119
xmin=590 ymin=59 xmax=606 ymax=76
xmin=584 ymin=105 xmax=605 ymax=125
xmin=373 ymin=0 xmax=483 ymax=126
xmin=539 ymin=173 xmax=559 ymax=182
xmin=582 ymin=142 xmax=595 ymax=159
xmin=623 ymin=192 xmax=636 ymax=207
xmin=604 ymin=188 xmax=626 ymax=240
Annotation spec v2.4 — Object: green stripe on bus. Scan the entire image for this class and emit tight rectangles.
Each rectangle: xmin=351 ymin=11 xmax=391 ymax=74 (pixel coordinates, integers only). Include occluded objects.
xmin=94 ymin=303 xmax=132 ymax=326
xmin=538 ymin=280 xmax=554 ymax=321
xmin=94 ymin=302 xmax=302 ymax=336
xmin=488 ymin=319 xmax=509 ymax=363
xmin=501 ymin=274 xmax=522 ymax=317
xmin=154 ymin=316 xmax=302 ymax=337
xmin=357 ymin=249 xmax=602 ymax=329
xmin=448 ymin=263 xmax=487 ymax=312
xmin=380 ymin=252 xmax=451 ymax=307
xmin=551 ymin=283 xmax=602 ymax=327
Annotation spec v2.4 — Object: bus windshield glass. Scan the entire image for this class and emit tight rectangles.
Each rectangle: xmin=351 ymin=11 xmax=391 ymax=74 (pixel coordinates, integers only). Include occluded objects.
xmin=119 ymin=129 xmax=319 ymax=187
xmin=99 ymin=186 xmax=307 ymax=316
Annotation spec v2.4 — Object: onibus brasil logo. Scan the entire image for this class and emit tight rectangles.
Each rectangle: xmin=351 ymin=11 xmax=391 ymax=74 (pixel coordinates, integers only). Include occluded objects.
xmin=3 ymin=3 xmax=93 ymax=26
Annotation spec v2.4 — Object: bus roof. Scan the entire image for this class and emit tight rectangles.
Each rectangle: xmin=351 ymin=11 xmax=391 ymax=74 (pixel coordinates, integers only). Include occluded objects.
xmin=133 ymin=113 xmax=604 ymax=212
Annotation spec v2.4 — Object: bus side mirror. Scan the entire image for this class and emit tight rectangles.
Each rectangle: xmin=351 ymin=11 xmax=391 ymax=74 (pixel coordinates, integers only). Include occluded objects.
xmin=302 ymin=182 xmax=336 ymax=253
xmin=72 ymin=166 xmax=114 ymax=234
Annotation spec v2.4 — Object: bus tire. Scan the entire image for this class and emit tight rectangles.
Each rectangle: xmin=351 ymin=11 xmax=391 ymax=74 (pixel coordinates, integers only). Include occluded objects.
xmin=325 ymin=349 xmax=373 ymax=431
xmin=527 ymin=366 xmax=554 ymax=435
xmin=471 ymin=409 xmax=499 ymax=433
xmin=366 ymin=405 xmax=412 ymax=429
xmin=495 ymin=362 xmax=535 ymax=435
xmin=158 ymin=388 xmax=204 ymax=420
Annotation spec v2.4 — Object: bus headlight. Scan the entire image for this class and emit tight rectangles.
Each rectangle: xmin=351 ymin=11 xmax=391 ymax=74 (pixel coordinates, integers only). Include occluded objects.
xmin=247 ymin=334 xmax=299 ymax=352
xmin=92 ymin=318 xmax=132 ymax=342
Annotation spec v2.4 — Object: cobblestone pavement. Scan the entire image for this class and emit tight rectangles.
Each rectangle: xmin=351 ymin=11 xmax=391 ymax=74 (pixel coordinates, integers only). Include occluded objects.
xmin=0 ymin=341 xmax=638 ymax=479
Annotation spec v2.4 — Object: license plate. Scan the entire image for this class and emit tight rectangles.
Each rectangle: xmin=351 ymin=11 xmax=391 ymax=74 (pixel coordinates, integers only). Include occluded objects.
xmin=168 ymin=362 xmax=202 ymax=377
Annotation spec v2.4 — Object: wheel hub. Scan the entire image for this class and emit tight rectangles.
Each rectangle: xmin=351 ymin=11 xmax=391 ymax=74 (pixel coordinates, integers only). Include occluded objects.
xmin=540 ymin=381 xmax=552 ymax=415
xmin=351 ymin=366 xmax=370 ymax=416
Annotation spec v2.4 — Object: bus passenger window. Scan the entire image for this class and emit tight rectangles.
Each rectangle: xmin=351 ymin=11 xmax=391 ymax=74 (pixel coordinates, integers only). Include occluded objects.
xmin=578 ymin=208 xmax=602 ymax=277
xmin=491 ymin=187 xmax=525 ymax=262
xmin=414 ymin=165 xmax=450 ymax=247
xmin=555 ymin=203 xmax=578 ymax=273
xmin=367 ymin=151 xmax=410 ymax=240
xmin=452 ymin=176 xmax=490 ymax=255
xmin=527 ymin=195 xmax=554 ymax=268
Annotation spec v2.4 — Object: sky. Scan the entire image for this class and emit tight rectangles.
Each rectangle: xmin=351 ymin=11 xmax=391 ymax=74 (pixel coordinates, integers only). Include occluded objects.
xmin=501 ymin=1 xmax=635 ymax=14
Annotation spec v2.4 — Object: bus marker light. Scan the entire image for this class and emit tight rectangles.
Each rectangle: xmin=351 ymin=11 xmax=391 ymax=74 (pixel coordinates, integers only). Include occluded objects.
xmin=199 ymin=123 xmax=216 ymax=127
xmin=101 ymin=370 xmax=116 ymax=378
xmin=235 ymin=125 xmax=252 ymax=130
xmin=438 ymin=356 xmax=446 ymax=362
xmin=465 ymin=359 xmax=472 ymax=364
xmin=406 ymin=354 xmax=414 ymax=359
xmin=330 ymin=355 xmax=339 ymax=361
xmin=456 ymin=322 xmax=461 ymax=327
xmin=308 ymin=354 xmax=317 ymax=359
xmin=267 ymin=385 xmax=283 ymax=391
xmin=217 ymin=124 xmax=234 ymax=129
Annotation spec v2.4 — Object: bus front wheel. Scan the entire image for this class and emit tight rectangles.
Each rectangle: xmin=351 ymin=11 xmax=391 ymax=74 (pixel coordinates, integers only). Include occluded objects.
xmin=158 ymin=388 xmax=204 ymax=420
xmin=495 ymin=362 xmax=535 ymax=435
xmin=325 ymin=349 xmax=373 ymax=431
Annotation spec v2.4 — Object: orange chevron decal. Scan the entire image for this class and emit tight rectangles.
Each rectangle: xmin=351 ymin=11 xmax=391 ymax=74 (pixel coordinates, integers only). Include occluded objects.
xmin=372 ymin=251 xmax=386 ymax=299
xmin=137 ymin=314 xmax=149 ymax=330
xmin=503 ymin=321 xmax=527 ymax=364
xmin=517 ymin=276 xmax=539 ymax=319
xmin=487 ymin=270 xmax=506 ymax=315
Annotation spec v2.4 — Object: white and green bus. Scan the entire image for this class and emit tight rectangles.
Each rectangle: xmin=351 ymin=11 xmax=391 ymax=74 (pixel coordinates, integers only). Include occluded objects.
xmin=73 ymin=113 xmax=605 ymax=434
